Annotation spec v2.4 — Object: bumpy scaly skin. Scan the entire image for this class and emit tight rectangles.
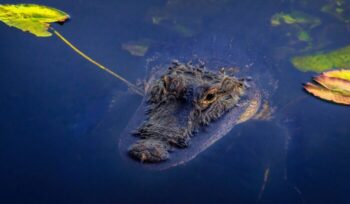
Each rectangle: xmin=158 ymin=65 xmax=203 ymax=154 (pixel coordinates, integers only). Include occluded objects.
xmin=128 ymin=62 xmax=249 ymax=163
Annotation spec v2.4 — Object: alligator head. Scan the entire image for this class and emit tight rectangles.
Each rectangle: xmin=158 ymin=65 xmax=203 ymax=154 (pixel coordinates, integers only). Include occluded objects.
xmin=128 ymin=62 xmax=251 ymax=163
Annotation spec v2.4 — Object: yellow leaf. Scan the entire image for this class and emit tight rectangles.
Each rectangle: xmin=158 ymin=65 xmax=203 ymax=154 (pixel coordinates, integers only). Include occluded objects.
xmin=0 ymin=4 xmax=70 ymax=37
xmin=322 ymin=69 xmax=350 ymax=81
xmin=0 ymin=4 xmax=143 ymax=95
xmin=304 ymin=82 xmax=350 ymax=105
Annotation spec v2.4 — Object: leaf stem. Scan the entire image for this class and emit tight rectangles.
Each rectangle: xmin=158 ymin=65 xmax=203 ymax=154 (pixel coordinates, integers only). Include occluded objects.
xmin=50 ymin=27 xmax=144 ymax=96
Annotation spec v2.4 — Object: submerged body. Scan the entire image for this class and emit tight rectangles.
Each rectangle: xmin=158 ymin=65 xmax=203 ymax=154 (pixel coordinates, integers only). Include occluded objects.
xmin=119 ymin=61 xmax=263 ymax=167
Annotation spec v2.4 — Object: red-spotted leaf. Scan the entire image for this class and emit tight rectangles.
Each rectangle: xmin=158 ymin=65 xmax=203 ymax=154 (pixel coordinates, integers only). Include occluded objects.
xmin=304 ymin=82 xmax=350 ymax=105
xmin=313 ymin=75 xmax=350 ymax=96
xmin=304 ymin=69 xmax=350 ymax=105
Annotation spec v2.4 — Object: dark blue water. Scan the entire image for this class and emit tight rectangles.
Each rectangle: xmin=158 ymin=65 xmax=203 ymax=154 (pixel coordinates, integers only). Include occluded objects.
xmin=1 ymin=0 xmax=350 ymax=203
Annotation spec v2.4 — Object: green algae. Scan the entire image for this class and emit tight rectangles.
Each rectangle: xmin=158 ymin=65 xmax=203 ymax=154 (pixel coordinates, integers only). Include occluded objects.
xmin=271 ymin=11 xmax=321 ymax=28
xmin=270 ymin=11 xmax=320 ymax=52
xmin=291 ymin=45 xmax=350 ymax=72
xmin=321 ymin=0 xmax=350 ymax=23
xmin=147 ymin=0 xmax=229 ymax=37
xmin=297 ymin=31 xmax=311 ymax=42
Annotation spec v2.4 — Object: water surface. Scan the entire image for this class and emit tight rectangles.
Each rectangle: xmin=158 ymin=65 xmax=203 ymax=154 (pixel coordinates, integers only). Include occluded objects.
xmin=1 ymin=0 xmax=350 ymax=203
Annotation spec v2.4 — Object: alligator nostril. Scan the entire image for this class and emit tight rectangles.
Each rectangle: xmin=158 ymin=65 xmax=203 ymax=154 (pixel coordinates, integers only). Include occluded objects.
xmin=128 ymin=139 xmax=169 ymax=163
xmin=181 ymin=85 xmax=193 ymax=101
xmin=169 ymin=83 xmax=176 ymax=90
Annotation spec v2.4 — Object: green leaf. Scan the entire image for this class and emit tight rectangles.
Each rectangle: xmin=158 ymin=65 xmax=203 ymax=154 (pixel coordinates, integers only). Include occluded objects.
xmin=0 ymin=4 xmax=70 ymax=37
xmin=291 ymin=45 xmax=350 ymax=72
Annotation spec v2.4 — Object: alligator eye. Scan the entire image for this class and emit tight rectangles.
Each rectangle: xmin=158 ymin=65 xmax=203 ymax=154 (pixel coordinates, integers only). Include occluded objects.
xmin=201 ymin=88 xmax=218 ymax=105
xmin=205 ymin=93 xmax=216 ymax=102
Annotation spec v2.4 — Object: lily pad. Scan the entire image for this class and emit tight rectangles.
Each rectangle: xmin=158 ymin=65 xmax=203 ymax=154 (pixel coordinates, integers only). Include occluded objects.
xmin=0 ymin=4 xmax=70 ymax=37
xmin=304 ymin=69 xmax=350 ymax=105
xmin=314 ymin=75 xmax=350 ymax=95
xmin=291 ymin=45 xmax=350 ymax=72
xmin=322 ymin=69 xmax=350 ymax=81
xmin=0 ymin=4 xmax=143 ymax=95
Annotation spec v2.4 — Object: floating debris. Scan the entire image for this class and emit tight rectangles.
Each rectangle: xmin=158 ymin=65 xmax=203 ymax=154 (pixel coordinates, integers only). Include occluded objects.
xmin=122 ymin=41 xmax=150 ymax=57
xmin=258 ymin=167 xmax=271 ymax=200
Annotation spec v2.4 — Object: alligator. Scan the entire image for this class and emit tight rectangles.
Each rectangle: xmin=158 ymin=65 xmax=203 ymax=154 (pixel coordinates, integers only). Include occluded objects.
xmin=120 ymin=61 xmax=266 ymax=166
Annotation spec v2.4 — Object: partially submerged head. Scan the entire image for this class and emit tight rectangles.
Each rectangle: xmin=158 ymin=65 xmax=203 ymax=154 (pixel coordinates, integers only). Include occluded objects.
xmin=128 ymin=61 xmax=250 ymax=163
